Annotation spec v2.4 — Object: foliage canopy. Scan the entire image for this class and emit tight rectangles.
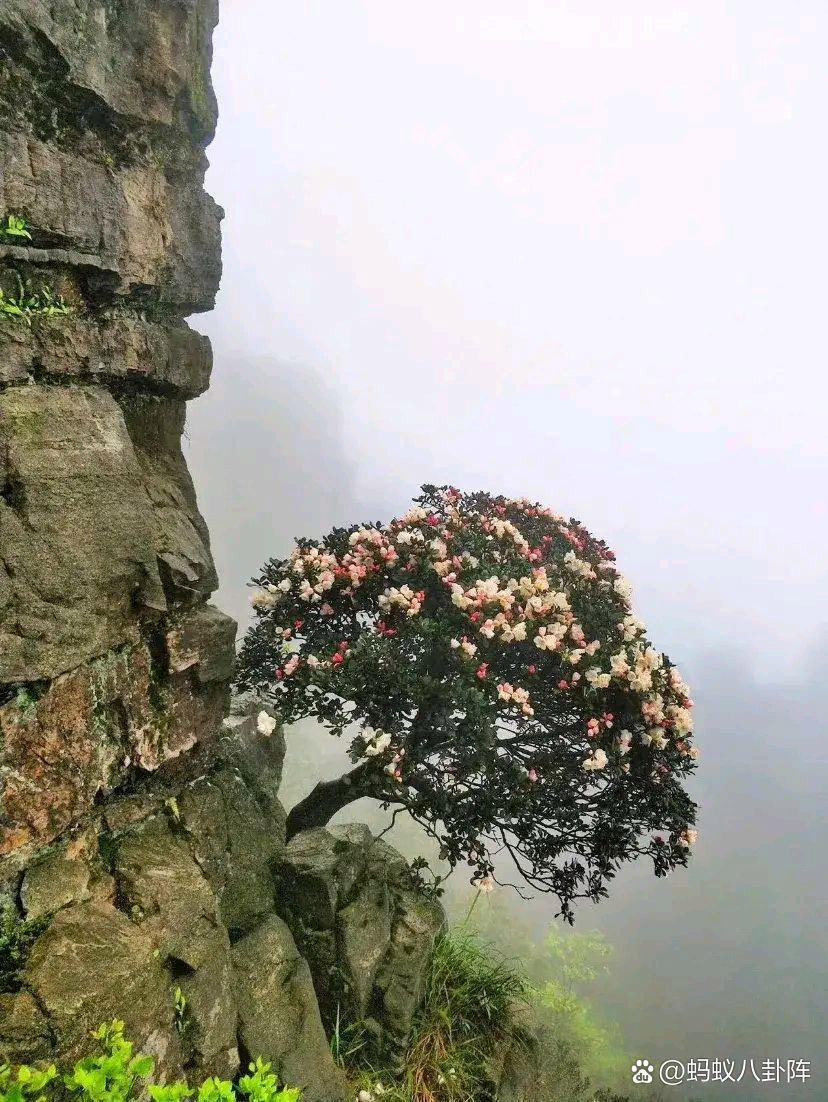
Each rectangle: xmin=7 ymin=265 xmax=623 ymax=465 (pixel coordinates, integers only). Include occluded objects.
xmin=237 ymin=485 xmax=699 ymax=918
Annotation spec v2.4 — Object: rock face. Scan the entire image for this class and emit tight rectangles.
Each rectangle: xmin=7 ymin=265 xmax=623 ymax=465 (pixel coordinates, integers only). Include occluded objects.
xmin=275 ymin=824 xmax=446 ymax=1062
xmin=0 ymin=0 xmax=228 ymax=861
xmin=0 ymin=704 xmax=350 ymax=1101
xmin=0 ymin=7 xmax=451 ymax=1099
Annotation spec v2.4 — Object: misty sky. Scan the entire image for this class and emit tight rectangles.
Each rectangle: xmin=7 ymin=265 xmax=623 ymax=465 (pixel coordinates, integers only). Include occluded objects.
xmin=187 ymin=3 xmax=827 ymax=1097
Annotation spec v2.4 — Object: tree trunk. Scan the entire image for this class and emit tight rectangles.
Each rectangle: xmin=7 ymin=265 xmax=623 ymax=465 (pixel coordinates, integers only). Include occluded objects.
xmin=285 ymin=760 xmax=378 ymax=840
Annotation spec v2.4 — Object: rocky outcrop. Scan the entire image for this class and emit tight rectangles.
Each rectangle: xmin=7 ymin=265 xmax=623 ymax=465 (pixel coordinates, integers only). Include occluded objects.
xmin=0 ymin=6 xmax=453 ymax=1100
xmin=275 ymin=824 xmax=446 ymax=1063
xmin=0 ymin=705 xmax=351 ymax=1101
xmin=0 ymin=0 xmax=228 ymax=862
xmin=0 ymin=696 xmax=451 ymax=1102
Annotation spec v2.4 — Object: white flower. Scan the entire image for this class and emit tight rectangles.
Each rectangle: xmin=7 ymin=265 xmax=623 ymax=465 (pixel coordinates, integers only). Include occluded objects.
xmin=250 ymin=590 xmax=277 ymax=610
xmin=278 ymin=578 xmax=292 ymax=593
xmin=257 ymin=711 xmax=277 ymax=737
xmin=613 ymin=576 xmax=633 ymax=602
xmin=582 ymin=748 xmax=608 ymax=772
xmin=362 ymin=729 xmax=393 ymax=757
xmin=358 ymin=1091 xmax=374 ymax=1102
xmin=474 ymin=875 xmax=496 ymax=894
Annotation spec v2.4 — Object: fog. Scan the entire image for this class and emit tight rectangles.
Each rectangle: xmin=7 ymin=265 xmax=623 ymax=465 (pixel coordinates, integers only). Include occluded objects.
xmin=187 ymin=3 xmax=827 ymax=1097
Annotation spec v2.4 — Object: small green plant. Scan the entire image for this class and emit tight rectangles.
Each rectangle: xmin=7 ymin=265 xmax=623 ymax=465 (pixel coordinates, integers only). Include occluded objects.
xmin=0 ymin=905 xmax=48 ymax=994
xmin=3 ymin=1022 xmax=303 ymax=1102
xmin=148 ymin=1086 xmax=192 ymax=1102
xmin=238 ymin=1059 xmax=300 ymax=1102
xmin=194 ymin=1081 xmax=234 ymax=1102
xmin=0 ymin=276 xmax=72 ymax=325
xmin=65 ymin=1020 xmax=154 ymax=1102
xmin=173 ymin=987 xmax=188 ymax=1034
xmin=0 ymin=1061 xmax=57 ymax=1102
xmin=2 ymin=216 xmax=32 ymax=241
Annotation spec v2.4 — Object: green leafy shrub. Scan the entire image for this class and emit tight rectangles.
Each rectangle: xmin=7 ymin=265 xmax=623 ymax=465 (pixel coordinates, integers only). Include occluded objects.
xmin=0 ymin=1022 xmax=301 ymax=1102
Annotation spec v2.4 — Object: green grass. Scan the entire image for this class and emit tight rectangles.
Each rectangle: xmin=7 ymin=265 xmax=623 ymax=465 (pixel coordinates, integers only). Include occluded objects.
xmin=0 ymin=275 xmax=72 ymax=324
xmin=344 ymin=929 xmax=532 ymax=1102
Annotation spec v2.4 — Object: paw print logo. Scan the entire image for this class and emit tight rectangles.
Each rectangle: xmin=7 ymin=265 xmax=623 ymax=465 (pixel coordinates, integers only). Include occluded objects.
xmin=631 ymin=1059 xmax=654 ymax=1084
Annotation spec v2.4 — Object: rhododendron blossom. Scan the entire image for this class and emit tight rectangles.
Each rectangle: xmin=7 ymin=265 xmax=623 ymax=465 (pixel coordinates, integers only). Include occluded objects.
xmin=237 ymin=485 xmax=699 ymax=920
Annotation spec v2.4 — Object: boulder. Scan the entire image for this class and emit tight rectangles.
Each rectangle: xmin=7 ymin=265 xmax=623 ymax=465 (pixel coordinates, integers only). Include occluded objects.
xmin=275 ymin=825 xmax=445 ymax=1055
xmin=25 ymin=900 xmax=183 ymax=1075
xmin=232 ymin=916 xmax=348 ymax=1102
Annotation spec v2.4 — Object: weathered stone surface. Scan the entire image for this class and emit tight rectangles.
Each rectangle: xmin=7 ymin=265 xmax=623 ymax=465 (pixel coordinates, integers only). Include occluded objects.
xmin=0 ymin=0 xmax=222 ymax=311
xmin=20 ymin=840 xmax=93 ymax=920
xmin=180 ymin=707 xmax=286 ymax=936
xmin=274 ymin=825 xmax=445 ymax=1053
xmin=120 ymin=394 xmax=218 ymax=605
xmin=0 ymin=385 xmax=219 ymax=685
xmin=0 ymin=642 xmax=228 ymax=856
xmin=111 ymin=814 xmax=239 ymax=1078
xmin=0 ymin=991 xmax=52 ymax=1064
xmin=0 ymin=705 xmax=291 ymax=1075
xmin=0 ymin=313 xmax=212 ymax=397
xmin=166 ymin=605 xmax=237 ymax=683
xmin=0 ymin=385 xmax=162 ymax=683
xmin=113 ymin=817 xmax=227 ymax=967
xmin=0 ymin=0 xmax=219 ymax=136
xmin=232 ymin=916 xmax=348 ymax=1102
xmin=373 ymin=885 xmax=445 ymax=1054
xmin=25 ymin=900 xmax=183 ymax=1073
xmin=0 ymin=134 xmax=222 ymax=309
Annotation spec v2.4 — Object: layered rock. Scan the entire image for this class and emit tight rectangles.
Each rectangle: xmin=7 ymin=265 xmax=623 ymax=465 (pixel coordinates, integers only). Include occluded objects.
xmin=0 ymin=8 xmax=456 ymax=1101
xmin=1 ymin=0 xmax=259 ymax=1085
xmin=0 ymin=0 xmax=228 ymax=865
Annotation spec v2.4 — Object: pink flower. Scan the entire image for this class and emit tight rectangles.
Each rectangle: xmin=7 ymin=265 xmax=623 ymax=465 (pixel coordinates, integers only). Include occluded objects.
xmin=476 ymin=663 xmax=489 ymax=680
xmin=528 ymin=768 xmax=538 ymax=783
xmin=331 ymin=653 xmax=344 ymax=667
xmin=558 ymin=679 xmax=569 ymax=690
xmin=427 ymin=515 xmax=440 ymax=526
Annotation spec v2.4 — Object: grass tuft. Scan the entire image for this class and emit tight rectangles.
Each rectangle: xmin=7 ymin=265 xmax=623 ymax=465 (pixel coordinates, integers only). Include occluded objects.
xmin=346 ymin=929 xmax=532 ymax=1102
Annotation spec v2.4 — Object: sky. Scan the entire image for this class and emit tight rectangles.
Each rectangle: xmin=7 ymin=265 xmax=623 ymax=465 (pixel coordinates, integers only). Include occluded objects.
xmin=187 ymin=3 xmax=827 ymax=1096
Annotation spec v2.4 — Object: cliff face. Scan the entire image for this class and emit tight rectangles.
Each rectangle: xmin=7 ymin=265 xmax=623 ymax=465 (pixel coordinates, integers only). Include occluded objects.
xmin=0 ymin=0 xmax=228 ymax=863
xmin=0 ymin=9 xmax=450 ymax=1101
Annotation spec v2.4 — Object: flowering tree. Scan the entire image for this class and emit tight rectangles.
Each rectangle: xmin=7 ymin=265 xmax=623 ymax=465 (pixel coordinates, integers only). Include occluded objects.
xmin=236 ymin=486 xmax=699 ymax=918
